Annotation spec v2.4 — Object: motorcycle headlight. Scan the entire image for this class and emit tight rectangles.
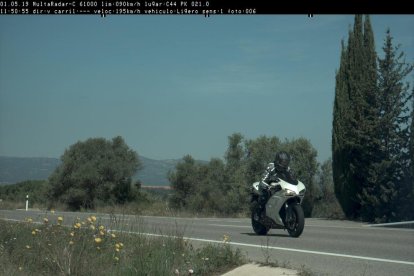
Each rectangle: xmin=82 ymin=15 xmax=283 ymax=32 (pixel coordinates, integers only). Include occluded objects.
xmin=284 ymin=189 xmax=296 ymax=196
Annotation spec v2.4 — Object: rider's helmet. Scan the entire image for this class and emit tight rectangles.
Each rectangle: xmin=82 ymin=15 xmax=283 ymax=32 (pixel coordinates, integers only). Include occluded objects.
xmin=274 ymin=151 xmax=290 ymax=172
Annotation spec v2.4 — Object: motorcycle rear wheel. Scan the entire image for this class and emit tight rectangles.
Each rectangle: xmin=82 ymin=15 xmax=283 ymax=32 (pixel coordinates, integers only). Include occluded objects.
xmin=285 ymin=204 xmax=305 ymax=238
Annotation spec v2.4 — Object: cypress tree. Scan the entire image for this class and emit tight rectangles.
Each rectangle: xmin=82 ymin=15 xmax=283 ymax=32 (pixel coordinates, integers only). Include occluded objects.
xmin=411 ymin=93 xmax=414 ymax=181
xmin=406 ymin=90 xmax=414 ymax=220
xmin=378 ymin=30 xmax=412 ymax=168
xmin=355 ymin=15 xmax=383 ymax=221
xmin=332 ymin=40 xmax=355 ymax=217
xmin=360 ymin=29 xmax=413 ymax=222
xmin=332 ymin=15 xmax=379 ymax=219
xmin=346 ymin=14 xmax=368 ymax=219
xmin=381 ymin=30 xmax=413 ymax=220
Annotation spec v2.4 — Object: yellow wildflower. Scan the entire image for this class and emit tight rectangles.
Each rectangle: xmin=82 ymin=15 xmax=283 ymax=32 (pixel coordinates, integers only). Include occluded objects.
xmin=69 ymin=241 xmax=74 ymax=245
xmin=99 ymin=225 xmax=105 ymax=231
xmin=43 ymin=218 xmax=49 ymax=224
xmin=94 ymin=237 xmax=102 ymax=244
xmin=90 ymin=225 xmax=95 ymax=230
xmin=223 ymin=234 xmax=230 ymax=243
xmin=111 ymin=233 xmax=116 ymax=238
xmin=91 ymin=216 xmax=97 ymax=222
xmin=115 ymin=243 xmax=121 ymax=249
xmin=31 ymin=230 xmax=36 ymax=236
xmin=114 ymin=256 xmax=119 ymax=261
xmin=70 ymin=232 xmax=75 ymax=237
xmin=50 ymin=209 xmax=55 ymax=214
xmin=26 ymin=218 xmax=33 ymax=223
xmin=115 ymin=248 xmax=120 ymax=252
xmin=119 ymin=242 xmax=124 ymax=248
xmin=25 ymin=245 xmax=31 ymax=249
xmin=74 ymin=223 xmax=81 ymax=229
xmin=57 ymin=217 xmax=63 ymax=222
xmin=99 ymin=230 xmax=105 ymax=236
xmin=87 ymin=217 xmax=92 ymax=223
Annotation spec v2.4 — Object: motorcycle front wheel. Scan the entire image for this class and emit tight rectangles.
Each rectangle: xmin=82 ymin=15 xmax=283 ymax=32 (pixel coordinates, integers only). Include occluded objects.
xmin=251 ymin=201 xmax=270 ymax=235
xmin=285 ymin=204 xmax=305 ymax=238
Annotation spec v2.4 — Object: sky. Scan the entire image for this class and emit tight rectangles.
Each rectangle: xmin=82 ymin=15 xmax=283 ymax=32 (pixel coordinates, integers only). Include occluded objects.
xmin=0 ymin=15 xmax=413 ymax=163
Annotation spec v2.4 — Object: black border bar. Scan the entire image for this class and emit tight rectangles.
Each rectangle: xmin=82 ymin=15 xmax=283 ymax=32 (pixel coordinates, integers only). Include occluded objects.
xmin=1 ymin=0 xmax=413 ymax=15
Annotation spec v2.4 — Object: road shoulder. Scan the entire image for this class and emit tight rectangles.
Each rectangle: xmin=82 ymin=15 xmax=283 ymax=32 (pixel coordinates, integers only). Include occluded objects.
xmin=222 ymin=263 xmax=299 ymax=276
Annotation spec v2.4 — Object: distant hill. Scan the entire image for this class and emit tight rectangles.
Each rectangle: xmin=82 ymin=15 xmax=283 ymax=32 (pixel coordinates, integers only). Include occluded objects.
xmin=0 ymin=156 xmax=59 ymax=185
xmin=135 ymin=156 xmax=180 ymax=186
xmin=0 ymin=156 xmax=202 ymax=186
xmin=136 ymin=157 xmax=207 ymax=185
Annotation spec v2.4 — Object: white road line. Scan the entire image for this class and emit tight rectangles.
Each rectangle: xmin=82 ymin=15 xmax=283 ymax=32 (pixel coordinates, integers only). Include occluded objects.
xmin=306 ymin=224 xmax=364 ymax=229
xmin=209 ymin=224 xmax=251 ymax=228
xmin=306 ymin=224 xmax=414 ymax=232
xmin=206 ymin=219 xmax=243 ymax=223
xmin=364 ymin=221 xmax=414 ymax=227
xmin=110 ymin=229 xmax=414 ymax=266
xmin=1 ymin=218 xmax=43 ymax=225
xmin=208 ymin=223 xmax=363 ymax=229
xmin=1 ymin=218 xmax=28 ymax=223
xmin=208 ymin=223 xmax=414 ymax=232
xmin=99 ymin=217 xmax=129 ymax=221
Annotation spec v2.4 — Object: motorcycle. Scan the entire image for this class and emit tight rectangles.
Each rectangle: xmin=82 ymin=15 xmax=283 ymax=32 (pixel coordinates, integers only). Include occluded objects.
xmin=250 ymin=177 xmax=306 ymax=237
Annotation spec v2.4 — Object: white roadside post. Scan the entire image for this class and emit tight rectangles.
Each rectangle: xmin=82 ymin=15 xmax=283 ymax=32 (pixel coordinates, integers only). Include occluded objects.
xmin=26 ymin=194 xmax=29 ymax=211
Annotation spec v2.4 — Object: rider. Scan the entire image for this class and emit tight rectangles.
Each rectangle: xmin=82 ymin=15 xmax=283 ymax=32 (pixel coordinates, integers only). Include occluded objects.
xmin=257 ymin=151 xmax=296 ymax=217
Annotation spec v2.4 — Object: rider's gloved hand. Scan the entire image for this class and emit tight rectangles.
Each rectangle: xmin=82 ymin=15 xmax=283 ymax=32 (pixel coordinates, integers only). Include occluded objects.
xmin=259 ymin=181 xmax=270 ymax=191
xmin=269 ymin=175 xmax=280 ymax=183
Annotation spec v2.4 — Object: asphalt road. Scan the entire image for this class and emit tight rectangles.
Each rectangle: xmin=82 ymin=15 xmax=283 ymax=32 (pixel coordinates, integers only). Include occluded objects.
xmin=1 ymin=209 xmax=413 ymax=276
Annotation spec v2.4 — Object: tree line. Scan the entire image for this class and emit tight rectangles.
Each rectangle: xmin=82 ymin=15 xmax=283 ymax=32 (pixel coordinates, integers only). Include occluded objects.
xmin=168 ymin=133 xmax=326 ymax=217
xmin=1 ymin=135 xmax=337 ymax=218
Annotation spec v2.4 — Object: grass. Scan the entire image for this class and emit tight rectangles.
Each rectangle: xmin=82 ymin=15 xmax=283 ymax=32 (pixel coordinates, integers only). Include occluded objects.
xmin=312 ymin=200 xmax=345 ymax=220
xmin=92 ymin=200 xmax=249 ymax=219
xmin=256 ymin=235 xmax=320 ymax=276
xmin=0 ymin=215 xmax=246 ymax=276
